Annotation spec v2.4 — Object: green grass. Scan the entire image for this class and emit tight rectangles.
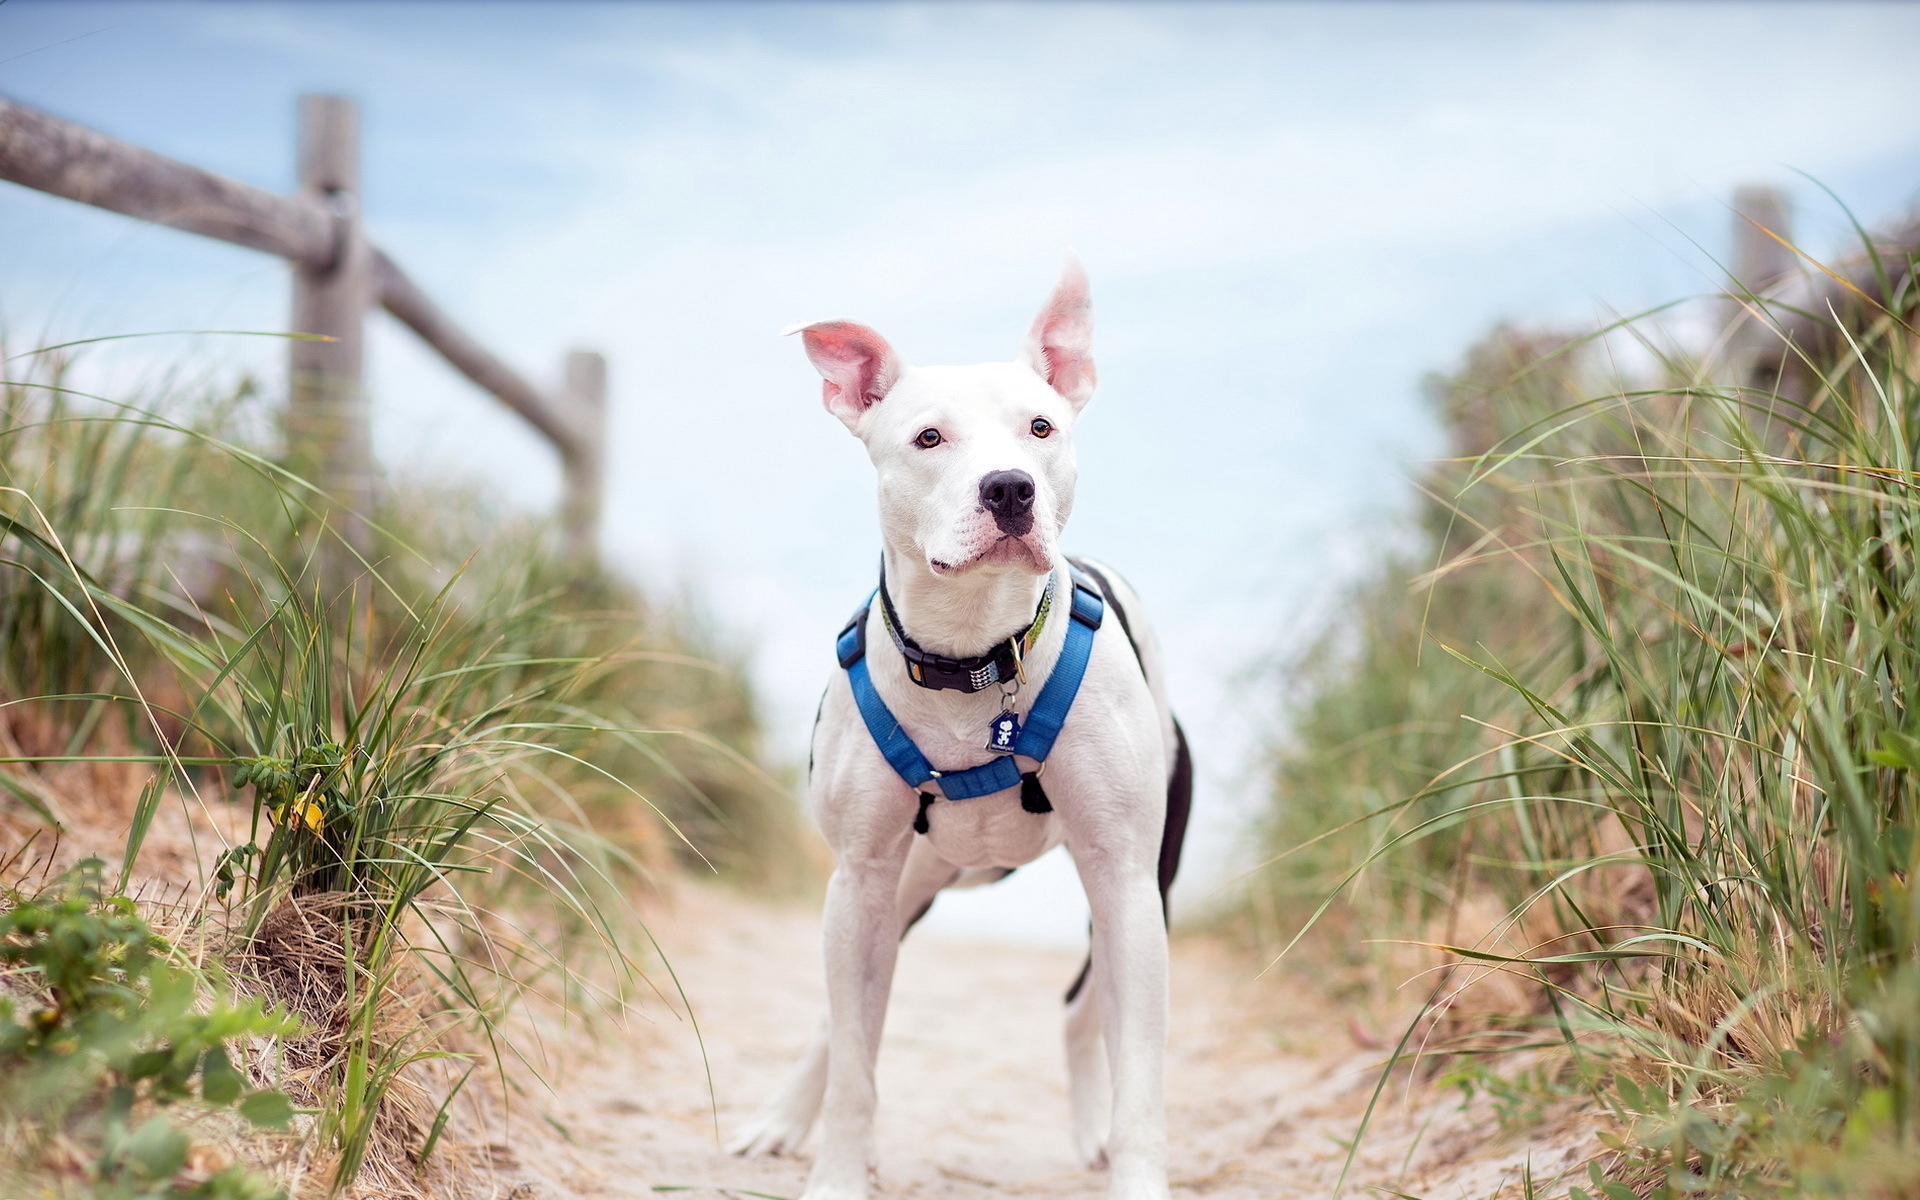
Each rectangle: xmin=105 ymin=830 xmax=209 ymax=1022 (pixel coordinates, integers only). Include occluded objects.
xmin=0 ymin=340 xmax=797 ymax=1197
xmin=1255 ymin=214 xmax=1920 ymax=1196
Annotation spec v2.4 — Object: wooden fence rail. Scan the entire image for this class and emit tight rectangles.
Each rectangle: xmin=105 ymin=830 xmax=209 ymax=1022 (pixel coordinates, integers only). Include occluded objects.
xmin=0 ymin=91 xmax=605 ymax=567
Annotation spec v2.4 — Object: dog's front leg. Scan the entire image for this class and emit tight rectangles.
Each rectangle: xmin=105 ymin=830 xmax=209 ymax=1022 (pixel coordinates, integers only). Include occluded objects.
xmin=731 ymin=842 xmax=958 ymax=1157
xmin=804 ymin=823 xmax=913 ymax=1200
xmin=1064 ymin=966 xmax=1111 ymax=1167
xmin=1075 ymin=843 xmax=1170 ymax=1200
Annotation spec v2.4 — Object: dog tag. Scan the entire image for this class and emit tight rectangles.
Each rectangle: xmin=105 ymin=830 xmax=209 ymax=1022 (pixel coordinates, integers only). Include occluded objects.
xmin=985 ymin=709 xmax=1022 ymax=755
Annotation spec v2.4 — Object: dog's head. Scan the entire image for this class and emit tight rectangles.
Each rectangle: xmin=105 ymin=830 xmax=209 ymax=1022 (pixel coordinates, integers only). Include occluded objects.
xmin=789 ymin=259 xmax=1095 ymax=580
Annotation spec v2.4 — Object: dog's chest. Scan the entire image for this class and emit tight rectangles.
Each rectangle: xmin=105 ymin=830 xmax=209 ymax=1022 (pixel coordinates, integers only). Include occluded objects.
xmin=920 ymin=787 xmax=1061 ymax=869
xmin=910 ymin=697 xmax=1008 ymax=754
xmin=901 ymin=699 xmax=1063 ymax=869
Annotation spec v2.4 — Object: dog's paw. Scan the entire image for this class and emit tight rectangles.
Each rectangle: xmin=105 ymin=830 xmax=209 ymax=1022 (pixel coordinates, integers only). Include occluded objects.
xmin=725 ymin=1108 xmax=813 ymax=1157
xmin=797 ymin=1183 xmax=869 ymax=1200
xmin=1073 ymin=1130 xmax=1110 ymax=1171
xmin=796 ymin=1159 xmax=872 ymax=1200
xmin=1105 ymin=1168 xmax=1172 ymax=1200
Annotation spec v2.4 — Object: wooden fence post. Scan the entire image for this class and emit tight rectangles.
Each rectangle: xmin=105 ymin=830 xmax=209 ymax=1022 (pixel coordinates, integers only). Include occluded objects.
xmin=1726 ymin=185 xmax=1798 ymax=395
xmin=1731 ymin=184 xmax=1795 ymax=297
xmin=561 ymin=349 xmax=606 ymax=567
xmin=288 ymin=94 xmax=374 ymax=573
xmin=3 ymin=94 xmax=611 ymax=567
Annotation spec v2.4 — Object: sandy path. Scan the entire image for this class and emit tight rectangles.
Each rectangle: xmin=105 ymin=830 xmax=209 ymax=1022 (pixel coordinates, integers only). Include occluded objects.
xmin=508 ymin=887 xmax=1593 ymax=1200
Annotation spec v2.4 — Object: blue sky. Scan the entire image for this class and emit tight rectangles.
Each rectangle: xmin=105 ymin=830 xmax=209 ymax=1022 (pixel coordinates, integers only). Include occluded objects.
xmin=5 ymin=1 xmax=1920 ymax=940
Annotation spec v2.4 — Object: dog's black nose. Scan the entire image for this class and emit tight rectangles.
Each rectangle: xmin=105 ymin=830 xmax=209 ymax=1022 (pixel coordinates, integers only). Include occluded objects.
xmin=979 ymin=469 xmax=1036 ymax=536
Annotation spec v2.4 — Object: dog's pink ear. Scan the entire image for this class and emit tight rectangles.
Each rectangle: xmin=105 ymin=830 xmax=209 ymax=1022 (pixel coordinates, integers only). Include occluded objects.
xmin=1024 ymin=256 xmax=1096 ymax=411
xmin=786 ymin=320 xmax=902 ymax=431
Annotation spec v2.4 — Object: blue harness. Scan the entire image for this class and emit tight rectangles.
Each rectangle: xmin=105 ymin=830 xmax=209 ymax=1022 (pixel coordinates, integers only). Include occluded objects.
xmin=836 ymin=567 xmax=1105 ymax=830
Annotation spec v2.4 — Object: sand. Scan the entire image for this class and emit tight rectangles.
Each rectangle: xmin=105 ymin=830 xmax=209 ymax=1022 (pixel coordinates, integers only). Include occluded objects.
xmin=499 ymin=886 xmax=1596 ymax=1200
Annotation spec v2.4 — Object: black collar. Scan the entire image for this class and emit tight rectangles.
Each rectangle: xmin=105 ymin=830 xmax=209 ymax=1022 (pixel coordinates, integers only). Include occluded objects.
xmin=877 ymin=568 xmax=1055 ymax=693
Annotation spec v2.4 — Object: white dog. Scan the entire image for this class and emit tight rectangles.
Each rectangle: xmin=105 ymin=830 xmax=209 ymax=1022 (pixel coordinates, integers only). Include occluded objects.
xmin=729 ymin=259 xmax=1192 ymax=1200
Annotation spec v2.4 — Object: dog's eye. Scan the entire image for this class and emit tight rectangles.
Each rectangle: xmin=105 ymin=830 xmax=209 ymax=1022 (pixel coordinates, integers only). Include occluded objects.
xmin=915 ymin=428 xmax=943 ymax=448
xmin=1030 ymin=418 xmax=1053 ymax=439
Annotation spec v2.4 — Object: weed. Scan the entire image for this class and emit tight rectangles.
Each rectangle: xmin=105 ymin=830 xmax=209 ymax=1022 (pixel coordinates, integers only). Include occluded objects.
xmin=0 ymin=860 xmax=299 ymax=1200
xmin=1437 ymin=1058 xmax=1583 ymax=1134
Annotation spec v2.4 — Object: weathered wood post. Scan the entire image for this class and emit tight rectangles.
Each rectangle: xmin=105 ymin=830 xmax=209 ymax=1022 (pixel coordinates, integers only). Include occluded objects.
xmin=1726 ymin=184 xmax=1797 ymax=397
xmin=560 ymin=349 xmax=606 ymax=567
xmin=288 ymin=94 xmax=375 ymax=572
xmin=1 ymin=92 xmax=611 ymax=576
xmin=1731 ymin=184 xmax=1795 ymax=297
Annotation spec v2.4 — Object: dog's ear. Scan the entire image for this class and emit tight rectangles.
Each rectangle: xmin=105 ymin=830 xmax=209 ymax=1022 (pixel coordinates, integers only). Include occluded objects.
xmin=785 ymin=320 xmax=902 ymax=432
xmin=1024 ymin=255 xmax=1096 ymax=411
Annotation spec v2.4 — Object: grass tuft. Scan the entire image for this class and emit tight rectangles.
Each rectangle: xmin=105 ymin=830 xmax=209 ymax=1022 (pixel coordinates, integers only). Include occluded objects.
xmin=1255 ymin=204 xmax=1920 ymax=1196
xmin=0 ymin=340 xmax=800 ymax=1197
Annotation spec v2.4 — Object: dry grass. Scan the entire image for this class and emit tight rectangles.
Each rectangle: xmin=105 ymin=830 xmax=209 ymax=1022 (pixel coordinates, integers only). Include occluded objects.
xmin=1252 ymin=208 xmax=1920 ymax=1195
xmin=0 ymin=341 xmax=795 ymax=1197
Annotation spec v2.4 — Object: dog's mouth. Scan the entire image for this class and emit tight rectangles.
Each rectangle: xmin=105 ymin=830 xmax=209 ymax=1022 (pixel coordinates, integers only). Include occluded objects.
xmin=929 ymin=535 xmax=1052 ymax=577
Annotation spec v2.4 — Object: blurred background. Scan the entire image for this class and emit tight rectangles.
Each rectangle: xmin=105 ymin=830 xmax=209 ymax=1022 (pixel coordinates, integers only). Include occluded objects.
xmin=5 ymin=0 xmax=1920 ymax=942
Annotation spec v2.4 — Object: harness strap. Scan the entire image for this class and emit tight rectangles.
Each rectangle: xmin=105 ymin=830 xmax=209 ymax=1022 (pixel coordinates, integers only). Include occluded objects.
xmin=846 ymin=650 xmax=940 ymax=786
xmin=1068 ymin=557 xmax=1144 ymax=674
xmin=839 ymin=566 xmax=1105 ymax=810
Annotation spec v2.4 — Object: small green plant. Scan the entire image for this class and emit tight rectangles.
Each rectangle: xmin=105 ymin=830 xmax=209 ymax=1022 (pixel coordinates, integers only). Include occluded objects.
xmin=0 ymin=859 xmax=301 ymax=1200
xmin=1569 ymin=1158 xmax=1643 ymax=1200
xmin=1438 ymin=1057 xmax=1585 ymax=1134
